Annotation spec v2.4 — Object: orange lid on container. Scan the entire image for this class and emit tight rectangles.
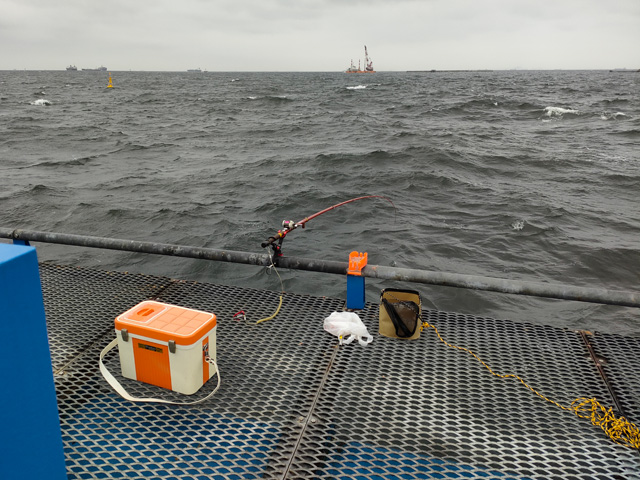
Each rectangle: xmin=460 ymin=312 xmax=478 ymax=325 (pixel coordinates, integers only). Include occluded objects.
xmin=115 ymin=300 xmax=216 ymax=345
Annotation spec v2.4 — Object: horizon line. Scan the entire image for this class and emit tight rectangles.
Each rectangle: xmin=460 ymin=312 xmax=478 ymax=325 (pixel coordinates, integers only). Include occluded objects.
xmin=2 ymin=68 xmax=639 ymax=73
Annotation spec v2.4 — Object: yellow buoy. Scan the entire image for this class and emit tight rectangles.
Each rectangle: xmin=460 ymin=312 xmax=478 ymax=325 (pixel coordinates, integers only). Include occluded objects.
xmin=107 ymin=72 xmax=113 ymax=88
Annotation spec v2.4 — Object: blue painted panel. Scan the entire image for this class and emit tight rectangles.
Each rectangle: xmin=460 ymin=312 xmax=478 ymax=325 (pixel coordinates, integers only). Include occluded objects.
xmin=0 ymin=244 xmax=67 ymax=479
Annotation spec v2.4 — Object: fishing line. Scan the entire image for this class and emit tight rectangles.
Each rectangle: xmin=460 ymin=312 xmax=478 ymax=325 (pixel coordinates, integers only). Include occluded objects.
xmin=253 ymin=195 xmax=395 ymax=324
xmin=261 ymin=195 xmax=395 ymax=257
xmin=255 ymin=255 xmax=284 ymax=325
xmin=232 ymin=255 xmax=284 ymax=325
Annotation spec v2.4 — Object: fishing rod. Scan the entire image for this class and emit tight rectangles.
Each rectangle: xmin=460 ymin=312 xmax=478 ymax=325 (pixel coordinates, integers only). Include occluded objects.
xmin=256 ymin=195 xmax=394 ymax=324
xmin=261 ymin=195 xmax=395 ymax=258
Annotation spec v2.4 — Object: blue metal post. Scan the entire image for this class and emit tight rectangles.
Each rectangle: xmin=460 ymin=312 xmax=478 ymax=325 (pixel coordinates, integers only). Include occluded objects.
xmin=346 ymin=275 xmax=366 ymax=309
xmin=346 ymin=251 xmax=367 ymax=310
xmin=0 ymin=244 xmax=67 ymax=479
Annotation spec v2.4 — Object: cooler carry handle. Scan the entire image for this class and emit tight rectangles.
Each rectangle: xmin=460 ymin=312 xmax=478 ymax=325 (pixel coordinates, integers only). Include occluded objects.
xmin=99 ymin=338 xmax=221 ymax=405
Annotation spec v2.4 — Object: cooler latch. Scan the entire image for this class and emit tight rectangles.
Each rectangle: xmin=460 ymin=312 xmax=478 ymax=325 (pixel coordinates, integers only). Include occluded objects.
xmin=168 ymin=340 xmax=176 ymax=353
xmin=121 ymin=329 xmax=129 ymax=342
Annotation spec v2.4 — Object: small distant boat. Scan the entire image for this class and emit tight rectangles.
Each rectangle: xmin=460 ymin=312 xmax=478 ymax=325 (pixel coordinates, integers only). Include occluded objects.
xmin=187 ymin=68 xmax=202 ymax=73
xmin=345 ymin=46 xmax=376 ymax=73
xmin=83 ymin=66 xmax=108 ymax=71
xmin=66 ymin=65 xmax=77 ymax=71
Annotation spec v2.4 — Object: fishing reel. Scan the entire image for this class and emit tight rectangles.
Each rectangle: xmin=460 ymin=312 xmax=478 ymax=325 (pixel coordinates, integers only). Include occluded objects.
xmin=282 ymin=220 xmax=296 ymax=230
xmin=261 ymin=220 xmax=297 ymax=258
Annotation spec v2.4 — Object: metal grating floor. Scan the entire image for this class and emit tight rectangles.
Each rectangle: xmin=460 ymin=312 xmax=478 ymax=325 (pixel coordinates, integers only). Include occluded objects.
xmin=40 ymin=263 xmax=640 ymax=479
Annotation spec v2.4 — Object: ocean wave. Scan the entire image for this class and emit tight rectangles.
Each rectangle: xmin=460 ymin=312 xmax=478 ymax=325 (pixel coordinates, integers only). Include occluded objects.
xmin=515 ymin=101 xmax=541 ymax=110
xmin=112 ymin=141 xmax=178 ymax=152
xmin=30 ymin=184 xmax=51 ymax=192
xmin=462 ymin=98 xmax=499 ymax=109
xmin=594 ymin=98 xmax=630 ymax=108
xmin=25 ymin=184 xmax=66 ymax=196
xmin=132 ymin=92 xmax=165 ymax=104
xmin=104 ymin=208 xmax=134 ymax=220
xmin=393 ymin=131 xmax=417 ymax=138
xmin=30 ymin=99 xmax=51 ymax=106
xmin=577 ymin=246 xmax=640 ymax=287
xmin=29 ymin=156 xmax=102 ymax=168
xmin=314 ymin=149 xmax=414 ymax=170
xmin=543 ymin=106 xmax=579 ymax=117
xmin=601 ymin=172 xmax=640 ymax=188
xmin=508 ymin=219 xmax=557 ymax=237
xmin=246 ymin=95 xmax=293 ymax=103
xmin=346 ymin=85 xmax=367 ymax=90
xmin=511 ymin=220 xmax=525 ymax=231
xmin=599 ymin=111 xmax=627 ymax=120
xmin=608 ymin=128 xmax=640 ymax=138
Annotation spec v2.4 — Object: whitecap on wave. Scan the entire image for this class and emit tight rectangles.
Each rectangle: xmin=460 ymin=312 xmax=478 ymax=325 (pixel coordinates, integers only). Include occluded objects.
xmin=600 ymin=111 xmax=627 ymax=120
xmin=30 ymin=99 xmax=51 ymax=106
xmin=347 ymin=85 xmax=367 ymax=90
xmin=543 ymin=106 xmax=579 ymax=117
xmin=511 ymin=220 xmax=525 ymax=231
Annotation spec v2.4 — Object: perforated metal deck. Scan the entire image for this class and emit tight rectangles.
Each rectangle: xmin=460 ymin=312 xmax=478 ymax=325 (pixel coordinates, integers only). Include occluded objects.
xmin=40 ymin=263 xmax=640 ymax=479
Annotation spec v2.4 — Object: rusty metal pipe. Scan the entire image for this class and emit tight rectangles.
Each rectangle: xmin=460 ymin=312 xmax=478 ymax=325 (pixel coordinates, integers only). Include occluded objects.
xmin=2 ymin=227 xmax=639 ymax=308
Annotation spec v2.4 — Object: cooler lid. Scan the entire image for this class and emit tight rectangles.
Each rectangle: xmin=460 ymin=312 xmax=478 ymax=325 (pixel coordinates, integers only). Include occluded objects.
xmin=115 ymin=300 xmax=216 ymax=345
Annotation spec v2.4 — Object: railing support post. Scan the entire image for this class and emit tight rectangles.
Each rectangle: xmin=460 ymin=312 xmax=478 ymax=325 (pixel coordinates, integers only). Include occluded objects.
xmin=346 ymin=251 xmax=367 ymax=309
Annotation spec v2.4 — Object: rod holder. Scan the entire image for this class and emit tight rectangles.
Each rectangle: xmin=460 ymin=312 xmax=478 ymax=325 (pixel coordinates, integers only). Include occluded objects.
xmin=346 ymin=251 xmax=367 ymax=309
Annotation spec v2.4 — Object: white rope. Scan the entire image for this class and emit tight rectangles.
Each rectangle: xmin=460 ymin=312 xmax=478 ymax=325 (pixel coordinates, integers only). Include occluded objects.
xmin=99 ymin=338 xmax=221 ymax=405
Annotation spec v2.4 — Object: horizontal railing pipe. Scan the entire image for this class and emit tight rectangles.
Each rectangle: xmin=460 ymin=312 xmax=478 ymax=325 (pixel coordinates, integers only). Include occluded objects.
xmin=2 ymin=228 xmax=639 ymax=309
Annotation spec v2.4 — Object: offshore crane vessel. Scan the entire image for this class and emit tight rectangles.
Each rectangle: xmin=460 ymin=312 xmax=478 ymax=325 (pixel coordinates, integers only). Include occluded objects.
xmin=346 ymin=45 xmax=376 ymax=73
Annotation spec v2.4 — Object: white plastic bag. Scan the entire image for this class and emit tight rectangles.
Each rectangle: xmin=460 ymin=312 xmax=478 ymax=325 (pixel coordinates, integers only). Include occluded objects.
xmin=323 ymin=311 xmax=373 ymax=346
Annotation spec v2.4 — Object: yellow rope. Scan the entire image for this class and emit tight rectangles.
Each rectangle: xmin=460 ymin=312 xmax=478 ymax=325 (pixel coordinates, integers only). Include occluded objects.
xmin=255 ymin=295 xmax=283 ymax=325
xmin=421 ymin=320 xmax=640 ymax=449
xmin=572 ymin=397 xmax=640 ymax=449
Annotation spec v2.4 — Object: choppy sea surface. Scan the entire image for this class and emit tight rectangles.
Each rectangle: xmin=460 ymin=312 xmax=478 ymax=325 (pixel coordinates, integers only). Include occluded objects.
xmin=1 ymin=69 xmax=639 ymax=335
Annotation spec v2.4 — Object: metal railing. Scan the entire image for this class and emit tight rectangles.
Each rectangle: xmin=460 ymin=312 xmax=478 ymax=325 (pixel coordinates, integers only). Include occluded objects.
xmin=1 ymin=227 xmax=639 ymax=309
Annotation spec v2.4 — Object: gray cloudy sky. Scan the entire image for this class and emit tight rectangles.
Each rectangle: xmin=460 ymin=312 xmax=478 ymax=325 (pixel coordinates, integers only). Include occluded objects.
xmin=2 ymin=0 xmax=638 ymax=71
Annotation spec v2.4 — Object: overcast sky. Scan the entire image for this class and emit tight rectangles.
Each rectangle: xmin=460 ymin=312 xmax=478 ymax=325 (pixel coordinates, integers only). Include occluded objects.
xmin=1 ymin=0 xmax=638 ymax=71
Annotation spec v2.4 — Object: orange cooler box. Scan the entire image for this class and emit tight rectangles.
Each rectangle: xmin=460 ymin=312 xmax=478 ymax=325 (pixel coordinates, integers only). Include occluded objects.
xmin=115 ymin=301 xmax=217 ymax=395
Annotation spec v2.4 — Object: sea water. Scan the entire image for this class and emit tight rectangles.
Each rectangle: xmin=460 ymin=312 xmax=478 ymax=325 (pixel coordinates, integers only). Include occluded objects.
xmin=1 ymin=70 xmax=638 ymax=335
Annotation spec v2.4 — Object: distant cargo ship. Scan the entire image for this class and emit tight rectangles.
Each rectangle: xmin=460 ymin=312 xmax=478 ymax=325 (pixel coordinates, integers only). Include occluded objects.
xmin=83 ymin=66 xmax=108 ymax=71
xmin=66 ymin=65 xmax=77 ymax=71
xmin=187 ymin=68 xmax=202 ymax=72
xmin=346 ymin=46 xmax=375 ymax=73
